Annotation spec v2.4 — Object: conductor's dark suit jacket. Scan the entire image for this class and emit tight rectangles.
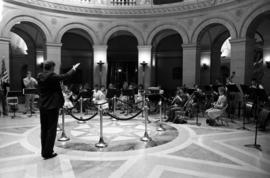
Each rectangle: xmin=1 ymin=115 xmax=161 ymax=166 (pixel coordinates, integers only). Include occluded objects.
xmin=37 ymin=70 xmax=74 ymax=110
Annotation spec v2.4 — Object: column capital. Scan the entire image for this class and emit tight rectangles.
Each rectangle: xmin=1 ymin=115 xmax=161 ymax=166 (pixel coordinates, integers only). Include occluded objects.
xmin=263 ymin=46 xmax=270 ymax=50
xmin=229 ymin=38 xmax=255 ymax=44
xmin=93 ymin=45 xmax=108 ymax=50
xmin=46 ymin=42 xmax=62 ymax=47
xmin=137 ymin=45 xmax=152 ymax=50
xmin=0 ymin=37 xmax=10 ymax=42
xmin=0 ymin=37 xmax=10 ymax=44
xmin=200 ymin=50 xmax=211 ymax=54
xmin=182 ymin=43 xmax=198 ymax=49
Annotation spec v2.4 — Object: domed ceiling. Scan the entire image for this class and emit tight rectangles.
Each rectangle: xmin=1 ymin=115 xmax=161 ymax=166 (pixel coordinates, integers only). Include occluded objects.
xmin=3 ymin=0 xmax=239 ymax=17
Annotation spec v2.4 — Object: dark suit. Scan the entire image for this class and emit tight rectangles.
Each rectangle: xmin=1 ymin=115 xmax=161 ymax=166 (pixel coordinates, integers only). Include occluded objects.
xmin=0 ymin=81 xmax=9 ymax=115
xmin=37 ymin=69 xmax=74 ymax=158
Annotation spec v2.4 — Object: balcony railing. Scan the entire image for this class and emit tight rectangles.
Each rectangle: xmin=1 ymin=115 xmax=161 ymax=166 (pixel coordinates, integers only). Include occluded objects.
xmin=24 ymin=0 xmax=209 ymax=8
xmin=43 ymin=0 xmax=153 ymax=6
xmin=110 ymin=0 xmax=137 ymax=6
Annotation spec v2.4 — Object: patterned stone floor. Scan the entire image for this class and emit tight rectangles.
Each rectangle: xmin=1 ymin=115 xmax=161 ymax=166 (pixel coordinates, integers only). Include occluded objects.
xmin=0 ymin=113 xmax=270 ymax=178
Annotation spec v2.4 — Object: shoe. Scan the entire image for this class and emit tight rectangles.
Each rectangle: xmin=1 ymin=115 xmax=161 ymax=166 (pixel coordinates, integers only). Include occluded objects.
xmin=43 ymin=153 xmax=57 ymax=160
xmin=31 ymin=111 xmax=35 ymax=114
xmin=23 ymin=111 xmax=27 ymax=114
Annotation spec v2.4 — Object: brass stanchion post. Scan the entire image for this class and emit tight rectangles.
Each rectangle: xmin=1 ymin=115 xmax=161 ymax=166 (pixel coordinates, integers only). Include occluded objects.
xmin=157 ymin=99 xmax=165 ymax=131
xmin=111 ymin=96 xmax=117 ymax=121
xmin=95 ymin=106 xmax=108 ymax=148
xmin=140 ymin=105 xmax=151 ymax=142
xmin=77 ymin=97 xmax=86 ymax=124
xmin=58 ymin=108 xmax=70 ymax=141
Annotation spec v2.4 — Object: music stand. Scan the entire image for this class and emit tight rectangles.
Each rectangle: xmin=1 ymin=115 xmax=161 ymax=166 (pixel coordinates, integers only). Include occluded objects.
xmin=22 ymin=88 xmax=38 ymax=95
xmin=79 ymin=91 xmax=92 ymax=99
xmin=187 ymin=88 xmax=195 ymax=95
xmin=202 ymin=85 xmax=212 ymax=94
xmin=122 ymin=89 xmax=134 ymax=97
xmin=23 ymin=88 xmax=38 ymax=117
xmin=107 ymin=89 xmax=118 ymax=99
xmin=244 ymin=87 xmax=267 ymax=151
xmin=226 ymin=84 xmax=240 ymax=122
xmin=121 ymin=89 xmax=134 ymax=115
xmin=7 ymin=91 xmax=22 ymax=118
xmin=147 ymin=93 xmax=161 ymax=103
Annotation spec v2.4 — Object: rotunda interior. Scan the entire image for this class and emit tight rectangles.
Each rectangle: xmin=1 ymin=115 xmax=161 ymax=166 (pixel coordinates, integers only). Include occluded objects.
xmin=0 ymin=0 xmax=270 ymax=178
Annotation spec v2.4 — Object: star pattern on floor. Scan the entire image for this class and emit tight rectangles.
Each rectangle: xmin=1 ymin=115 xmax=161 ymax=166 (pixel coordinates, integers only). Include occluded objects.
xmin=0 ymin=115 xmax=269 ymax=178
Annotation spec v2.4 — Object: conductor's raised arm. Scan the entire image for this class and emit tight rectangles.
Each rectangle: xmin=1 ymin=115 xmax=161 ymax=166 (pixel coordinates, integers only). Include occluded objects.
xmin=52 ymin=63 xmax=80 ymax=81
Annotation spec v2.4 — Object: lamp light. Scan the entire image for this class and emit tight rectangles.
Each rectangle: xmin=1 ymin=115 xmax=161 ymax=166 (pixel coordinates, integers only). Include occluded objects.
xmin=202 ymin=63 xmax=209 ymax=70
xmin=140 ymin=61 xmax=147 ymax=72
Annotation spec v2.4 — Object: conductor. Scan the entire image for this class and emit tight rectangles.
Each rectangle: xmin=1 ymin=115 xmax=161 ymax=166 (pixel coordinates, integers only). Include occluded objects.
xmin=37 ymin=61 xmax=80 ymax=159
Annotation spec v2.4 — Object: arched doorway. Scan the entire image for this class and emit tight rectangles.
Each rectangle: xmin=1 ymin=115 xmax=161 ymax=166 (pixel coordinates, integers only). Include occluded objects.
xmin=197 ymin=24 xmax=231 ymax=85
xmin=245 ymin=12 xmax=270 ymax=92
xmin=107 ymin=31 xmax=138 ymax=89
xmin=151 ymin=30 xmax=183 ymax=93
xmin=9 ymin=21 xmax=46 ymax=90
xmin=61 ymin=29 xmax=93 ymax=87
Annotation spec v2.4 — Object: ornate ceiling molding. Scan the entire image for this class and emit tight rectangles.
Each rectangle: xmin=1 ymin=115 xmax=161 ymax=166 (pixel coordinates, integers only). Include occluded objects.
xmin=4 ymin=0 xmax=236 ymax=17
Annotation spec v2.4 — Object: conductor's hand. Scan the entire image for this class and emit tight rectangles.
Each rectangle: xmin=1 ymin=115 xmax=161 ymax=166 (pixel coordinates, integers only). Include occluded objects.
xmin=72 ymin=63 xmax=80 ymax=70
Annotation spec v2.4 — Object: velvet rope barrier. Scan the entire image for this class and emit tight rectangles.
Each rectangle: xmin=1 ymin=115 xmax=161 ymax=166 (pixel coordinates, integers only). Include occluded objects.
xmin=106 ymin=110 xmax=143 ymax=121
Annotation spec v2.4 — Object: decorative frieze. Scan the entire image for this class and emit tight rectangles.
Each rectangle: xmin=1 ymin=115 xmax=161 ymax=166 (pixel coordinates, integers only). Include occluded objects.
xmin=4 ymin=0 xmax=236 ymax=17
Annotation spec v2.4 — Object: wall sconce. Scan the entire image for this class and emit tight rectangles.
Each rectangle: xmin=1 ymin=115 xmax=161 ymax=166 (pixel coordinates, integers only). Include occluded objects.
xmin=140 ymin=61 xmax=148 ymax=72
xmin=201 ymin=63 xmax=209 ymax=70
xmin=97 ymin=60 xmax=104 ymax=72
xmin=266 ymin=61 xmax=270 ymax=68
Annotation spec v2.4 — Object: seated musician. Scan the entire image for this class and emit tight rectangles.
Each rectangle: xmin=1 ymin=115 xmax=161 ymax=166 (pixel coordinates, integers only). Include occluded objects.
xmin=245 ymin=79 xmax=264 ymax=119
xmin=135 ymin=84 xmax=144 ymax=102
xmin=165 ymin=88 xmax=189 ymax=122
xmin=258 ymin=95 xmax=270 ymax=131
xmin=92 ymin=84 xmax=100 ymax=100
xmin=93 ymin=85 xmax=108 ymax=110
xmin=184 ymin=85 xmax=203 ymax=118
xmin=107 ymin=83 xmax=116 ymax=111
xmin=62 ymin=84 xmax=74 ymax=110
xmin=119 ymin=82 xmax=129 ymax=114
xmin=205 ymin=86 xmax=227 ymax=125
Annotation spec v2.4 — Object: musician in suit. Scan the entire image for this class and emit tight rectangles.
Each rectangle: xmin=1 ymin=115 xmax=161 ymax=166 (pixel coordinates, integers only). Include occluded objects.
xmin=107 ymin=83 xmax=116 ymax=111
xmin=23 ymin=71 xmax=38 ymax=114
xmin=0 ymin=79 xmax=9 ymax=116
xmin=205 ymin=86 xmax=227 ymax=125
xmin=37 ymin=61 xmax=79 ymax=159
xmin=185 ymin=85 xmax=203 ymax=118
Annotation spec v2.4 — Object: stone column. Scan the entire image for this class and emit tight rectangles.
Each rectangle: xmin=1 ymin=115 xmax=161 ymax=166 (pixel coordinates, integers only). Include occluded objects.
xmin=0 ymin=37 xmax=10 ymax=77
xmin=46 ymin=43 xmax=62 ymax=74
xmin=138 ymin=45 xmax=151 ymax=89
xmin=93 ymin=45 xmax=107 ymax=87
xmin=263 ymin=45 xmax=270 ymax=92
xmin=230 ymin=38 xmax=255 ymax=84
xmin=211 ymin=49 xmax=222 ymax=84
xmin=182 ymin=43 xmax=200 ymax=87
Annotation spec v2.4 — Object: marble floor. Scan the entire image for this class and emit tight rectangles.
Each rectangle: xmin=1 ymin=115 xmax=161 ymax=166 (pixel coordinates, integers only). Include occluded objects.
xmin=0 ymin=112 xmax=270 ymax=178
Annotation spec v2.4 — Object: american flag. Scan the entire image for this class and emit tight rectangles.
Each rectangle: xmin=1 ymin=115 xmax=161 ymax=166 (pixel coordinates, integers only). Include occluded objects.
xmin=1 ymin=57 xmax=9 ymax=83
